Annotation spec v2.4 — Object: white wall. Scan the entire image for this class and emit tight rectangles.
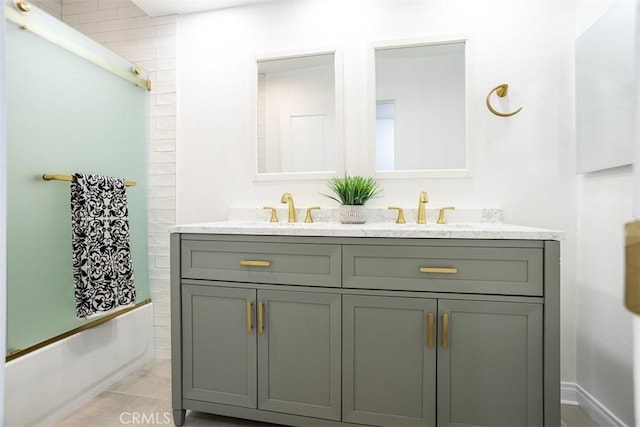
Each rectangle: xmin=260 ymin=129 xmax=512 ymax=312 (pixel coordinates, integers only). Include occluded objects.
xmin=61 ymin=0 xmax=177 ymax=358
xmin=574 ymin=1 xmax=636 ymax=425
xmin=177 ymin=0 xmax=578 ymax=385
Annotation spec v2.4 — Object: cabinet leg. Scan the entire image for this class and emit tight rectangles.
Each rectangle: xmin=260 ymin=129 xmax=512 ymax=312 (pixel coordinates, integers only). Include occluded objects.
xmin=172 ymin=409 xmax=186 ymax=426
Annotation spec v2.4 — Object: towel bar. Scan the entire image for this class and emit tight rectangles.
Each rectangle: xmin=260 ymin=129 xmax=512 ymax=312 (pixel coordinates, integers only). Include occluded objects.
xmin=42 ymin=173 xmax=137 ymax=187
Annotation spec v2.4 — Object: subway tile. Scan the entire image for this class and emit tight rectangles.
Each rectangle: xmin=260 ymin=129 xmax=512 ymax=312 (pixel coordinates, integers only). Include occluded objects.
xmin=149 ymin=222 xmax=172 ymax=233
xmin=153 ymin=325 xmax=171 ymax=339
xmin=98 ymin=0 xmax=131 ymax=10
xmin=149 ymin=278 xmax=170 ymax=291
xmin=69 ymin=21 xmax=99 ymax=34
xmin=79 ymin=8 xmax=116 ymax=23
xmin=149 ymin=291 xmax=169 ymax=305
xmin=155 ymin=348 xmax=171 ymax=359
xmin=124 ymin=48 xmax=156 ymax=62
xmin=148 ymin=197 xmax=176 ymax=210
xmin=150 ymin=104 xmax=177 ymax=118
xmin=148 ymin=173 xmax=176 ymax=186
xmin=152 ymin=116 xmax=176 ymax=130
xmin=148 ymin=244 xmax=170 ymax=257
xmin=150 ymin=139 xmax=176 ymax=153
xmin=150 ymin=80 xmax=176 ymax=94
xmin=154 ymin=314 xmax=170 ymax=327
xmin=153 ymin=187 xmax=175 ymax=199
xmin=88 ymin=31 xmax=118 ymax=44
xmin=153 ymin=302 xmax=170 ymax=316
xmin=151 ymin=209 xmax=176 ymax=224
xmin=156 ymin=46 xmax=177 ymax=59
xmin=149 ymin=150 xmax=176 ymax=164
xmin=149 ymin=268 xmax=169 ymax=281
xmin=154 ymin=337 xmax=170 ymax=351
xmin=62 ymin=0 xmax=97 ymax=15
xmin=156 ymin=23 xmax=177 ymax=37
xmin=151 ymin=162 xmax=176 ymax=175
xmin=61 ymin=13 xmax=80 ymax=24
xmin=117 ymin=26 xmax=158 ymax=41
xmin=149 ymin=128 xmax=176 ymax=141
xmin=154 ymin=93 xmax=177 ymax=106
xmin=156 ymin=69 xmax=176 ymax=83
xmin=137 ymin=57 xmax=177 ymax=72
xmin=97 ymin=16 xmax=136 ymax=32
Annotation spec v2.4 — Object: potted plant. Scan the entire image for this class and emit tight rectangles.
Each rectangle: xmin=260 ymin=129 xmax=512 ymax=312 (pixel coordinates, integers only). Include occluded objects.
xmin=323 ymin=174 xmax=381 ymax=224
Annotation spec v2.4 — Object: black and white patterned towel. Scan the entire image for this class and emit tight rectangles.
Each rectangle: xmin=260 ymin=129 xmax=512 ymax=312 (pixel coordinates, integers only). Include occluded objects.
xmin=71 ymin=173 xmax=135 ymax=319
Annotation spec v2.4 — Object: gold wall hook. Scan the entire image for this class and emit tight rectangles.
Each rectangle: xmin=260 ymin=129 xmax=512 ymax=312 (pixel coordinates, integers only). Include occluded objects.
xmin=486 ymin=83 xmax=523 ymax=117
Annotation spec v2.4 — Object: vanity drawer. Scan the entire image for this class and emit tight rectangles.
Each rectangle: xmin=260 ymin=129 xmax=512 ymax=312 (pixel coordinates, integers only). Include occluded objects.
xmin=181 ymin=239 xmax=341 ymax=287
xmin=343 ymin=244 xmax=543 ymax=296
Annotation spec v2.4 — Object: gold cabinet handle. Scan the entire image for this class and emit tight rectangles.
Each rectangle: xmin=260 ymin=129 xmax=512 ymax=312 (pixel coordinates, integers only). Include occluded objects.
xmin=427 ymin=312 xmax=434 ymax=348
xmin=240 ymin=260 xmax=271 ymax=267
xmin=442 ymin=313 xmax=449 ymax=349
xmin=246 ymin=301 xmax=253 ymax=333
xmin=419 ymin=267 xmax=458 ymax=274
xmin=258 ymin=302 xmax=264 ymax=335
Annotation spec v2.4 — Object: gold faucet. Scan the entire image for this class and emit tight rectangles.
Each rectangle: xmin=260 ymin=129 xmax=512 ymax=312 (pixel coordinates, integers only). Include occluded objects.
xmin=280 ymin=192 xmax=296 ymax=222
xmin=417 ymin=191 xmax=429 ymax=224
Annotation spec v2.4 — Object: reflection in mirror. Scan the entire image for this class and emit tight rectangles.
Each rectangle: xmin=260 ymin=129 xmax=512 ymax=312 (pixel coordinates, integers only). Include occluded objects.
xmin=257 ymin=52 xmax=337 ymax=174
xmin=375 ymin=41 xmax=466 ymax=174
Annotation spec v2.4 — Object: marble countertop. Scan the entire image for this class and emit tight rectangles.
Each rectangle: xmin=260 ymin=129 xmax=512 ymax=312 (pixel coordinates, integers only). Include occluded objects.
xmin=170 ymin=220 xmax=562 ymax=240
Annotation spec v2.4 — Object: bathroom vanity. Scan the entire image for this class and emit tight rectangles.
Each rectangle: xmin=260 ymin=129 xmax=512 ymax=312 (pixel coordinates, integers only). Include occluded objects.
xmin=170 ymin=222 xmax=560 ymax=427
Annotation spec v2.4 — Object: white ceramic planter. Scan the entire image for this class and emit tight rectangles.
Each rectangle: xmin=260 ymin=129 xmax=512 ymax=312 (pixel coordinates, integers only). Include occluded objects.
xmin=339 ymin=205 xmax=367 ymax=224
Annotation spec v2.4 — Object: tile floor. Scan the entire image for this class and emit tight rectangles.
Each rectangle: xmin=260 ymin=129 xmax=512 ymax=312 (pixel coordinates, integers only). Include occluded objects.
xmin=56 ymin=359 xmax=600 ymax=427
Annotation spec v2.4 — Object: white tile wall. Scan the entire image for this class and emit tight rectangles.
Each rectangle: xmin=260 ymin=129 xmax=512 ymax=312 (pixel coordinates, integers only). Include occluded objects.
xmin=62 ymin=0 xmax=176 ymax=359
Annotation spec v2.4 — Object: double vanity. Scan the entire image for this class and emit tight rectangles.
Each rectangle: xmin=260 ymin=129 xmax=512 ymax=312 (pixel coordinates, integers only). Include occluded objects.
xmin=170 ymin=215 xmax=561 ymax=427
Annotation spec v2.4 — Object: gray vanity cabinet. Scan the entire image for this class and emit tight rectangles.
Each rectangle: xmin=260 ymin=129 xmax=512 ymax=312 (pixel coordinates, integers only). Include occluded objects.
xmin=180 ymin=284 xmax=341 ymax=422
xmin=437 ymin=299 xmax=544 ymax=427
xmin=342 ymin=295 xmax=437 ymax=426
xmin=342 ymin=296 xmax=544 ymax=427
xmin=181 ymin=285 xmax=257 ymax=408
xmin=172 ymin=234 xmax=560 ymax=427
xmin=257 ymin=289 xmax=342 ymax=420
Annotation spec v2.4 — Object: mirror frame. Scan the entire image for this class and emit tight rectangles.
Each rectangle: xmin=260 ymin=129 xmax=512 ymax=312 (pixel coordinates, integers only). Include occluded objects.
xmin=368 ymin=35 xmax=472 ymax=179
xmin=252 ymin=47 xmax=345 ymax=181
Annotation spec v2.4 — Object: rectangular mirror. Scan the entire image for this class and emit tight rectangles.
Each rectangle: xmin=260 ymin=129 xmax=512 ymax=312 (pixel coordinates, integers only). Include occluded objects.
xmin=373 ymin=39 xmax=468 ymax=178
xmin=256 ymin=50 xmax=343 ymax=179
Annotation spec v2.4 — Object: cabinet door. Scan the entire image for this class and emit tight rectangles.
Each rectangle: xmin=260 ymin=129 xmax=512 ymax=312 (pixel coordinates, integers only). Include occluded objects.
xmin=343 ymin=295 xmax=437 ymax=426
xmin=257 ymin=289 xmax=341 ymax=420
xmin=437 ymin=299 xmax=543 ymax=427
xmin=182 ymin=285 xmax=257 ymax=408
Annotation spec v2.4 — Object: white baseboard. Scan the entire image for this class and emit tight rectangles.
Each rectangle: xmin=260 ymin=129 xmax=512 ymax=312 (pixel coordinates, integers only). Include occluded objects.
xmin=561 ymin=382 xmax=628 ymax=427
xmin=4 ymin=303 xmax=155 ymax=427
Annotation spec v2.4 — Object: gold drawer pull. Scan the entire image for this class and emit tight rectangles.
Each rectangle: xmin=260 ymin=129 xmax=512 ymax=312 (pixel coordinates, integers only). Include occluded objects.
xmin=240 ymin=260 xmax=271 ymax=267
xmin=427 ymin=312 xmax=434 ymax=349
xmin=420 ymin=267 xmax=458 ymax=274
xmin=246 ymin=301 xmax=253 ymax=334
